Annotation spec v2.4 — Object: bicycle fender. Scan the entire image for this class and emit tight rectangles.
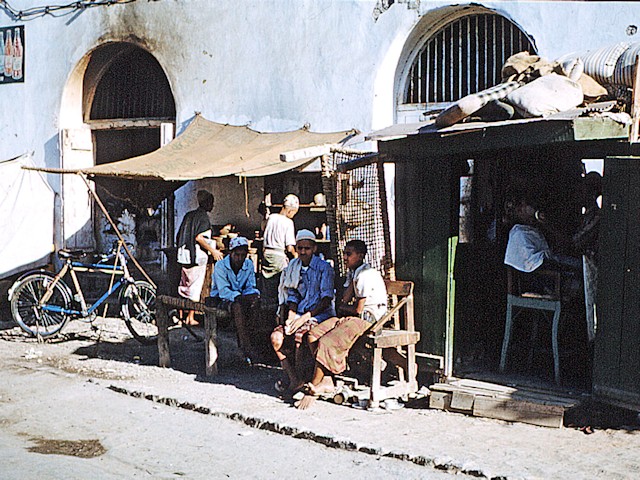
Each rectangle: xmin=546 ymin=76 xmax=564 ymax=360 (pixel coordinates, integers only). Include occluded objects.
xmin=8 ymin=270 xmax=54 ymax=301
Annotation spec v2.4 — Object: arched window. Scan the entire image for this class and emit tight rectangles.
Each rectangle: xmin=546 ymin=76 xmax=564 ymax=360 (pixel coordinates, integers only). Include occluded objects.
xmin=403 ymin=13 xmax=536 ymax=108
xmin=89 ymin=47 xmax=175 ymax=120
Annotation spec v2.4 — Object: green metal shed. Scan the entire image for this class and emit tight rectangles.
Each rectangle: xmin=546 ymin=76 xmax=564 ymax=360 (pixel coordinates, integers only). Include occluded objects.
xmin=372 ymin=114 xmax=640 ymax=409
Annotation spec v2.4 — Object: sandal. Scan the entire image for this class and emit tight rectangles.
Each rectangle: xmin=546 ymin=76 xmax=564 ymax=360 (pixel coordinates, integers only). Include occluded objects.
xmin=274 ymin=379 xmax=288 ymax=393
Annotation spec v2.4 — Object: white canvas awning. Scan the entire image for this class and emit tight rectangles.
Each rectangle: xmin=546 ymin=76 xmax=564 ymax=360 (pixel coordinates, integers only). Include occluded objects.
xmin=81 ymin=114 xmax=357 ymax=180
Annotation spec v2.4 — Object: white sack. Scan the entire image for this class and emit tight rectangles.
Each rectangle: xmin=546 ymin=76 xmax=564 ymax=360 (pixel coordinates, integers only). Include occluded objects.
xmin=505 ymin=73 xmax=584 ymax=118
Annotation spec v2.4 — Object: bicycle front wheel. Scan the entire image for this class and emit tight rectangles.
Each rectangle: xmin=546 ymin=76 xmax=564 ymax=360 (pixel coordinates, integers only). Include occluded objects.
xmin=120 ymin=280 xmax=157 ymax=344
xmin=10 ymin=272 xmax=72 ymax=339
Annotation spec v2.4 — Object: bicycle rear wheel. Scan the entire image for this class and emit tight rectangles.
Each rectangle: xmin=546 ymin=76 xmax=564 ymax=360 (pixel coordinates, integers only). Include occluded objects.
xmin=120 ymin=280 xmax=157 ymax=344
xmin=10 ymin=272 xmax=72 ymax=339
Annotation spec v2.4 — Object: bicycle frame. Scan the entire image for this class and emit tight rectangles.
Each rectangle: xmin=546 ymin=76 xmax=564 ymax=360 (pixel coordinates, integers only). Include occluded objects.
xmin=39 ymin=244 xmax=135 ymax=318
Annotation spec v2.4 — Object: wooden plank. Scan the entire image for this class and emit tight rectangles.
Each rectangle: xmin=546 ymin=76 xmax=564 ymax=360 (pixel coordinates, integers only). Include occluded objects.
xmin=156 ymin=300 xmax=171 ymax=368
xmin=630 ymin=55 xmax=640 ymax=143
xmin=593 ymin=158 xmax=630 ymax=393
xmin=573 ymin=117 xmax=630 ymax=142
xmin=372 ymin=330 xmax=420 ymax=348
xmin=620 ymin=159 xmax=640 ymax=396
xmin=204 ymin=308 xmax=218 ymax=376
xmin=430 ymin=382 xmax=578 ymax=407
xmin=453 ymin=378 xmax=517 ymax=394
xmin=450 ymin=391 xmax=475 ymax=411
xmin=473 ymin=396 xmax=564 ymax=428
xmin=429 ymin=391 xmax=452 ymax=410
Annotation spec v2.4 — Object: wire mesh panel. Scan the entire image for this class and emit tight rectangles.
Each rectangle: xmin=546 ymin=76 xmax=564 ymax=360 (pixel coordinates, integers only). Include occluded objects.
xmin=322 ymin=151 xmax=394 ymax=279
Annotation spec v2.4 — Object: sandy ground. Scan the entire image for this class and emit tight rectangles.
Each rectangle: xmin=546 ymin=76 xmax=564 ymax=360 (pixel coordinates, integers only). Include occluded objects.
xmin=1 ymin=315 xmax=640 ymax=479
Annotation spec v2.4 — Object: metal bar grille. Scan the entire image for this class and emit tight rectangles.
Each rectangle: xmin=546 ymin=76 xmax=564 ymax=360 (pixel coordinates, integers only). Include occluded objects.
xmin=90 ymin=49 xmax=176 ymax=121
xmin=404 ymin=13 xmax=536 ymax=105
xmin=321 ymin=152 xmax=393 ymax=279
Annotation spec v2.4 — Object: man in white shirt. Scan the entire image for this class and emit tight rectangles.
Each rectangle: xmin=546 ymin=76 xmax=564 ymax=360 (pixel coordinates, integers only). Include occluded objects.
xmin=504 ymin=196 xmax=581 ymax=294
xmin=261 ymin=194 xmax=299 ymax=304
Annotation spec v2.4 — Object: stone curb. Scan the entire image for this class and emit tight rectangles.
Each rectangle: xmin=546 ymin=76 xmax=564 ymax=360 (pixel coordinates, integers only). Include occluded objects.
xmin=107 ymin=384 xmax=509 ymax=480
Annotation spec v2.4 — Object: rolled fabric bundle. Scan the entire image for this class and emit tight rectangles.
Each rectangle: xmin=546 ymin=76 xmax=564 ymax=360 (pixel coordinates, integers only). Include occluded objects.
xmin=505 ymin=73 xmax=584 ymax=118
xmin=435 ymin=81 xmax=522 ymax=128
xmin=501 ymin=51 xmax=556 ymax=83
xmin=556 ymin=57 xmax=584 ymax=82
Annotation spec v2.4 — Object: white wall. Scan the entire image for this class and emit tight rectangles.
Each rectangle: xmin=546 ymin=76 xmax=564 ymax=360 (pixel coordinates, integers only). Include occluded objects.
xmin=0 ymin=1 xmax=638 ymax=252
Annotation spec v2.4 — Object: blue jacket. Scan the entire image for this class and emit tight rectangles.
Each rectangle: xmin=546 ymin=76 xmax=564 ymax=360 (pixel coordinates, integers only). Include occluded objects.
xmin=210 ymin=256 xmax=260 ymax=302
xmin=286 ymin=255 xmax=335 ymax=322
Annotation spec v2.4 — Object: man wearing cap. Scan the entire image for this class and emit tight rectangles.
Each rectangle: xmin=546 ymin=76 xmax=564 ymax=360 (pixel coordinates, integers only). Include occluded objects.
xmin=270 ymin=229 xmax=335 ymax=392
xmin=210 ymin=236 xmax=261 ymax=363
xmin=260 ymin=194 xmax=299 ymax=305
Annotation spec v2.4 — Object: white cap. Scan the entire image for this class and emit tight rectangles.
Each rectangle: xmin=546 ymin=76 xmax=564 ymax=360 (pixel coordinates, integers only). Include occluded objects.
xmin=229 ymin=236 xmax=249 ymax=250
xmin=283 ymin=194 xmax=300 ymax=209
xmin=295 ymin=229 xmax=316 ymax=243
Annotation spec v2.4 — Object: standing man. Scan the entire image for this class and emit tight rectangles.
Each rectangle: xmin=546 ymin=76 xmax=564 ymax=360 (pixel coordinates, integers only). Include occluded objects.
xmin=210 ymin=236 xmax=261 ymax=364
xmin=176 ymin=189 xmax=224 ymax=325
xmin=261 ymin=194 xmax=299 ymax=304
xmin=270 ymin=229 xmax=335 ymax=392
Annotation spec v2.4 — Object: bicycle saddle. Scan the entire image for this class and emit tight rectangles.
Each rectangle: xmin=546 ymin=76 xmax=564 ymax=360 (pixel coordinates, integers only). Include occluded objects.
xmin=58 ymin=249 xmax=88 ymax=259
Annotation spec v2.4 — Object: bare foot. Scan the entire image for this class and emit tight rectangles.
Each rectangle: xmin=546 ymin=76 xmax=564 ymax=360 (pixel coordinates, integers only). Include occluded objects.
xmin=295 ymin=394 xmax=317 ymax=410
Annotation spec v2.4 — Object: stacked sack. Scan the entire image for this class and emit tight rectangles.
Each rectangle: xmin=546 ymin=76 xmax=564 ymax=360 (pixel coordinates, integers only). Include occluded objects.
xmin=435 ymin=47 xmax=616 ymax=128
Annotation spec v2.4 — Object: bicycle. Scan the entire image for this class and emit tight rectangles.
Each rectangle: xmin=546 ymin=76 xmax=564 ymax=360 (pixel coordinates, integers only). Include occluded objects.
xmin=8 ymin=241 xmax=157 ymax=344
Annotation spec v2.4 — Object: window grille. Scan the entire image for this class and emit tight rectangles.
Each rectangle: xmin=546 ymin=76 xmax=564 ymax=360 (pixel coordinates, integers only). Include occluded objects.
xmin=403 ymin=14 xmax=536 ymax=105
xmin=321 ymin=152 xmax=394 ymax=280
xmin=90 ymin=48 xmax=176 ymax=120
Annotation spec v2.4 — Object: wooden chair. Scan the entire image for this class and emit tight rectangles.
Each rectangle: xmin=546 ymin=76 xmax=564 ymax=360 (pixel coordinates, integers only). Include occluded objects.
xmin=499 ymin=267 xmax=562 ymax=384
xmin=365 ymin=280 xmax=420 ymax=408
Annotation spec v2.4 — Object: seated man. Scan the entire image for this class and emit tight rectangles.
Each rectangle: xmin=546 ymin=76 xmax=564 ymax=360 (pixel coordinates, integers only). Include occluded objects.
xmin=209 ymin=236 xmax=261 ymax=364
xmin=504 ymin=196 xmax=581 ymax=295
xmin=270 ymin=229 xmax=335 ymax=392
xmin=296 ymin=240 xmax=388 ymax=410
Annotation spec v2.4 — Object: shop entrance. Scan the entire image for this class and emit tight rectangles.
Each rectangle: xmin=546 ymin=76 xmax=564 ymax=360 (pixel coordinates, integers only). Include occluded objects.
xmin=83 ymin=43 xmax=176 ymax=275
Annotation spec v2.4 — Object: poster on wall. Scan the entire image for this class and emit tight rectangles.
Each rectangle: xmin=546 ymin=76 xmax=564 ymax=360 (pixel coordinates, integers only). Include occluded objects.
xmin=0 ymin=25 xmax=24 ymax=84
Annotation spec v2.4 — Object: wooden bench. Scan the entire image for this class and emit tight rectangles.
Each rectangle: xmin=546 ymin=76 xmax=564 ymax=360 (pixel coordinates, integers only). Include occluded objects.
xmin=365 ymin=280 xmax=420 ymax=408
xmin=156 ymin=295 xmax=229 ymax=376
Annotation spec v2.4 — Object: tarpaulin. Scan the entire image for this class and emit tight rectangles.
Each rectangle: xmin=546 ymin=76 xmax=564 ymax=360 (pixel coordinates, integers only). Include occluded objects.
xmin=1 ymin=153 xmax=54 ymax=278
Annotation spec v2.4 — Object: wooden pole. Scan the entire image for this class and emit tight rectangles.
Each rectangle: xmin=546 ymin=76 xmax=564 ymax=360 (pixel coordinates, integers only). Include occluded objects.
xmin=78 ymin=173 xmax=156 ymax=288
xmin=630 ymin=55 xmax=640 ymax=143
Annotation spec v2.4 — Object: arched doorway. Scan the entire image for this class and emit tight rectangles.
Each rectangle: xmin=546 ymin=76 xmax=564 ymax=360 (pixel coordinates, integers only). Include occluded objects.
xmin=83 ymin=43 xmax=176 ymax=273
xmin=395 ymin=7 xmax=536 ymax=123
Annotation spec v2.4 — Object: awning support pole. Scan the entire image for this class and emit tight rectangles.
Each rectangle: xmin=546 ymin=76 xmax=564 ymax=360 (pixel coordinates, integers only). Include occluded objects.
xmin=78 ymin=173 xmax=156 ymax=288
xmin=630 ymin=55 xmax=640 ymax=143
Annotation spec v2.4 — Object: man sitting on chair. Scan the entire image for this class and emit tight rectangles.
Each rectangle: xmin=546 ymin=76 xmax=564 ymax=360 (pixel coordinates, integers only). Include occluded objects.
xmin=296 ymin=239 xmax=388 ymax=410
xmin=504 ymin=195 xmax=581 ymax=295
xmin=209 ymin=236 xmax=260 ymax=364
xmin=270 ymin=229 xmax=335 ymax=393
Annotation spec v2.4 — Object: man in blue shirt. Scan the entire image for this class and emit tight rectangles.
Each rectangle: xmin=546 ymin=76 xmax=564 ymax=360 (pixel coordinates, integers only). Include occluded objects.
xmin=210 ymin=236 xmax=260 ymax=363
xmin=270 ymin=229 xmax=335 ymax=392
